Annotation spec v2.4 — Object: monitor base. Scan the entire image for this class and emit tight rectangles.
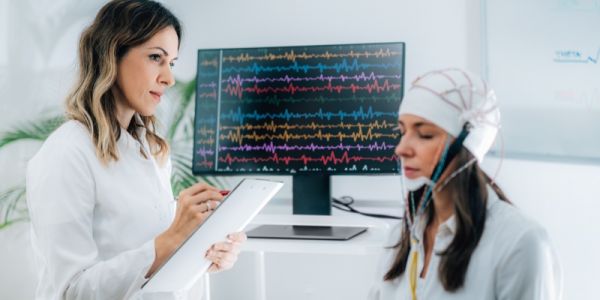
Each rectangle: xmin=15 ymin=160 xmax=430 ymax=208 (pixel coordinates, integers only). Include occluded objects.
xmin=247 ymin=224 xmax=367 ymax=241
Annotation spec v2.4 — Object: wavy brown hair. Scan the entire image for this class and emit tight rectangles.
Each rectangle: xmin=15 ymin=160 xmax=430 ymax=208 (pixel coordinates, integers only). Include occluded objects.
xmin=384 ymin=148 xmax=509 ymax=291
xmin=65 ymin=0 xmax=181 ymax=165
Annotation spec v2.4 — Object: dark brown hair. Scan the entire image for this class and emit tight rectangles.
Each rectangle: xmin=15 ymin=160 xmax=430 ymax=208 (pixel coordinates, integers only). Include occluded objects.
xmin=384 ymin=147 xmax=509 ymax=291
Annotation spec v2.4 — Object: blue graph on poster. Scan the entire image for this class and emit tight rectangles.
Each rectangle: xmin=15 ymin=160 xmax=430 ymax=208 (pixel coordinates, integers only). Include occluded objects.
xmin=554 ymin=48 xmax=600 ymax=64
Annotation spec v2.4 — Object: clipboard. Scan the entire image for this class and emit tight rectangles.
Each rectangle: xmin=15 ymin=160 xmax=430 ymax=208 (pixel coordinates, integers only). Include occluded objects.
xmin=142 ymin=178 xmax=284 ymax=292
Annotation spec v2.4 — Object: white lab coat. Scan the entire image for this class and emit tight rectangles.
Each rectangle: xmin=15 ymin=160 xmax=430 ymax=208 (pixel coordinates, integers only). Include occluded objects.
xmin=26 ymin=119 xmax=205 ymax=300
xmin=368 ymin=186 xmax=563 ymax=300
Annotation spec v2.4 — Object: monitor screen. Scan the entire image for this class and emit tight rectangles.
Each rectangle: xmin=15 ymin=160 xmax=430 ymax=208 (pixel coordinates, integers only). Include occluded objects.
xmin=192 ymin=42 xmax=405 ymax=176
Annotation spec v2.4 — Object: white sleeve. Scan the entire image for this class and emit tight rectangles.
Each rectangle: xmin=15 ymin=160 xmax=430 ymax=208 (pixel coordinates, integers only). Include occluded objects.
xmin=26 ymin=142 xmax=156 ymax=300
xmin=495 ymin=227 xmax=563 ymax=300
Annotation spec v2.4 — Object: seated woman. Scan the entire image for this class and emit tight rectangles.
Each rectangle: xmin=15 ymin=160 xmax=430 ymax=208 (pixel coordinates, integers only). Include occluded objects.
xmin=369 ymin=68 xmax=562 ymax=300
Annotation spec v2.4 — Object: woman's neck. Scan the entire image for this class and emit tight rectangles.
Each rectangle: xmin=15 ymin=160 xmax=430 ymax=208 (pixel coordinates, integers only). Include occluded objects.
xmin=428 ymin=157 xmax=458 ymax=226
xmin=112 ymin=86 xmax=135 ymax=129
xmin=431 ymin=187 xmax=454 ymax=227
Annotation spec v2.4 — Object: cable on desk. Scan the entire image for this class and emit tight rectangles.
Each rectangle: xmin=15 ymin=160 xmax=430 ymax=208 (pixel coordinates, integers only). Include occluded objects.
xmin=332 ymin=196 xmax=402 ymax=220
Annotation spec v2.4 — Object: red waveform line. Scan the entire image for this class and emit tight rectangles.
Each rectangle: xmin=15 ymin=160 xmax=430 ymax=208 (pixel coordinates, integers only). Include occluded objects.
xmin=223 ymin=80 xmax=401 ymax=99
xmin=220 ymin=120 xmax=395 ymax=133
xmin=222 ymin=48 xmax=402 ymax=63
xmin=219 ymin=151 xmax=395 ymax=166
xmin=220 ymin=141 xmax=396 ymax=153
xmin=197 ymin=160 xmax=214 ymax=168
xmin=219 ymin=95 xmax=399 ymax=105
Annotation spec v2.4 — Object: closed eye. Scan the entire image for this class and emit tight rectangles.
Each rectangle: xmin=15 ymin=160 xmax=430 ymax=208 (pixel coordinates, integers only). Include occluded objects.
xmin=418 ymin=132 xmax=434 ymax=139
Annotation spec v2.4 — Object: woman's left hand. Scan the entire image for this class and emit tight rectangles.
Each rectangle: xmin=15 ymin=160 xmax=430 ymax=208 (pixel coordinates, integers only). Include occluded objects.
xmin=206 ymin=232 xmax=247 ymax=273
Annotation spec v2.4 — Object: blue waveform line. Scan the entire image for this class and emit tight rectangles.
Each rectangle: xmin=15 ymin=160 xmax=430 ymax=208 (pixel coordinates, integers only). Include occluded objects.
xmin=199 ymin=71 xmax=219 ymax=77
xmin=220 ymin=106 xmax=398 ymax=125
xmin=221 ymin=59 xmax=401 ymax=75
xmin=197 ymin=116 xmax=217 ymax=124
xmin=554 ymin=48 xmax=600 ymax=64
xmin=199 ymin=82 xmax=217 ymax=88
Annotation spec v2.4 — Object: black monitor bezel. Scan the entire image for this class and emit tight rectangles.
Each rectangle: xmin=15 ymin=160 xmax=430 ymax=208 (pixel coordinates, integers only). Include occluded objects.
xmin=192 ymin=41 xmax=405 ymax=176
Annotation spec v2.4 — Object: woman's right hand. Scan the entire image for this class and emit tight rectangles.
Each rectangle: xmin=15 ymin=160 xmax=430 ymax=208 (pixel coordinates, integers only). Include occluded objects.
xmin=147 ymin=183 xmax=224 ymax=277
xmin=168 ymin=183 xmax=224 ymax=241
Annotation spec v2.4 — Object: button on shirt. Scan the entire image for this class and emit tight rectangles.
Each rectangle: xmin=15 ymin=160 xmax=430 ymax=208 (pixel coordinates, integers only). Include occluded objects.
xmin=26 ymin=119 xmax=204 ymax=299
xmin=368 ymin=187 xmax=563 ymax=300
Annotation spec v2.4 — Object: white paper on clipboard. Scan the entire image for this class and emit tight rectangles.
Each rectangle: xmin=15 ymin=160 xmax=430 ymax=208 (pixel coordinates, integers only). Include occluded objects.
xmin=142 ymin=178 xmax=284 ymax=293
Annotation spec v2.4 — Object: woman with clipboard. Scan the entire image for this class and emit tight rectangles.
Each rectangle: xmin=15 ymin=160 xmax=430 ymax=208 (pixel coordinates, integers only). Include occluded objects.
xmin=26 ymin=1 xmax=245 ymax=299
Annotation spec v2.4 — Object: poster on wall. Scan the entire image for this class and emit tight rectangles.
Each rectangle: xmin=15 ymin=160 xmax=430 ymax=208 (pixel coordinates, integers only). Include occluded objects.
xmin=485 ymin=0 xmax=600 ymax=160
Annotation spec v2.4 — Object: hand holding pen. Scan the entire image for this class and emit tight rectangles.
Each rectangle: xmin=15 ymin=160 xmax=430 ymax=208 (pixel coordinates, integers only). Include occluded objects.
xmin=147 ymin=183 xmax=238 ymax=277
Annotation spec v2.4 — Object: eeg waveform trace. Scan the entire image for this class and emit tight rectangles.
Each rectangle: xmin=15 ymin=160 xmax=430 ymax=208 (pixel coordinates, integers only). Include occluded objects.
xmin=193 ymin=43 xmax=405 ymax=174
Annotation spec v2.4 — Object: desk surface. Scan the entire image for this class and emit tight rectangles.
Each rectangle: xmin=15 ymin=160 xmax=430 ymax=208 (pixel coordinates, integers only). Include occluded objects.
xmin=244 ymin=213 xmax=400 ymax=255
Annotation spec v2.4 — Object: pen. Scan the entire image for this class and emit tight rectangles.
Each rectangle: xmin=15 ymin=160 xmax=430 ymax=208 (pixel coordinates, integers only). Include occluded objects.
xmin=174 ymin=189 xmax=230 ymax=201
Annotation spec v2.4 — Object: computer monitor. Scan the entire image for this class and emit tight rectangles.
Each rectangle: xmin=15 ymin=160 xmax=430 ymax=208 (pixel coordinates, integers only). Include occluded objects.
xmin=192 ymin=42 xmax=404 ymax=219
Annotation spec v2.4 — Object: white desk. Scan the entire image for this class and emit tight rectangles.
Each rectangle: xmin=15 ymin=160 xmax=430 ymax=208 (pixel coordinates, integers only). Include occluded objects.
xmin=213 ymin=213 xmax=398 ymax=300
xmin=245 ymin=214 xmax=394 ymax=255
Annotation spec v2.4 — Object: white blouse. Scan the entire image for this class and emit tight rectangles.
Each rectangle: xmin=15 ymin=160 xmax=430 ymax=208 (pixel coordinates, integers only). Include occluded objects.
xmin=368 ymin=187 xmax=563 ymax=300
xmin=26 ymin=119 xmax=204 ymax=300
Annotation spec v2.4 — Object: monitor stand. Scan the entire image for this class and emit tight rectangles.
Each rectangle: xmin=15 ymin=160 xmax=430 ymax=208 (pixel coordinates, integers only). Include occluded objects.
xmin=247 ymin=174 xmax=368 ymax=240
xmin=292 ymin=174 xmax=331 ymax=215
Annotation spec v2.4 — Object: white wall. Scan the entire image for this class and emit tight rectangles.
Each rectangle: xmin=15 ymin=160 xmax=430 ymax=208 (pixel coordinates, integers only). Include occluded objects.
xmin=168 ymin=0 xmax=480 ymax=81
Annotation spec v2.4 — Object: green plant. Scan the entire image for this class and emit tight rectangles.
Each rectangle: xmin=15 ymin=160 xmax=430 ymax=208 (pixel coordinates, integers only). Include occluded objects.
xmin=0 ymin=114 xmax=64 ymax=229
xmin=0 ymin=78 xmax=219 ymax=229
xmin=166 ymin=78 xmax=224 ymax=195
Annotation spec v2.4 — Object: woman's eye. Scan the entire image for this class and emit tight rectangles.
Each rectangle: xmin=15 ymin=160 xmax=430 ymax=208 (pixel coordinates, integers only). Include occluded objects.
xmin=419 ymin=133 xmax=434 ymax=139
xmin=169 ymin=61 xmax=175 ymax=68
xmin=149 ymin=54 xmax=161 ymax=62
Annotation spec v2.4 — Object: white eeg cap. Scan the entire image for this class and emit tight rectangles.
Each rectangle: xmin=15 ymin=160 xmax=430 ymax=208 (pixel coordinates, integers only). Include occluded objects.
xmin=398 ymin=68 xmax=500 ymax=162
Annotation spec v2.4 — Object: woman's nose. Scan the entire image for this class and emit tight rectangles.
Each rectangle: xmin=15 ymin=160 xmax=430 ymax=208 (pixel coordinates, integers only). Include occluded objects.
xmin=160 ymin=65 xmax=175 ymax=87
xmin=395 ymin=135 xmax=412 ymax=158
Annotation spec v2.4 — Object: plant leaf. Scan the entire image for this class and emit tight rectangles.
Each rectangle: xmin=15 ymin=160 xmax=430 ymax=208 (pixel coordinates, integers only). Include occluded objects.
xmin=0 ymin=185 xmax=28 ymax=228
xmin=167 ymin=79 xmax=196 ymax=141
xmin=0 ymin=115 xmax=64 ymax=149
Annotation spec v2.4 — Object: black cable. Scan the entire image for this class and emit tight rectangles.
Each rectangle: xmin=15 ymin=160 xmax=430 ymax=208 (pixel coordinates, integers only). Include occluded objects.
xmin=332 ymin=196 xmax=402 ymax=220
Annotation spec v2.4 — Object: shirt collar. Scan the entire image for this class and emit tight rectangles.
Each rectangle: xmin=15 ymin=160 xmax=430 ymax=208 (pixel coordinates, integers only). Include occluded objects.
xmin=440 ymin=215 xmax=457 ymax=236
xmin=443 ymin=185 xmax=499 ymax=237
xmin=413 ymin=185 xmax=500 ymax=241
xmin=118 ymin=114 xmax=150 ymax=154
xmin=412 ymin=212 xmax=428 ymax=243
xmin=132 ymin=113 xmax=147 ymax=137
